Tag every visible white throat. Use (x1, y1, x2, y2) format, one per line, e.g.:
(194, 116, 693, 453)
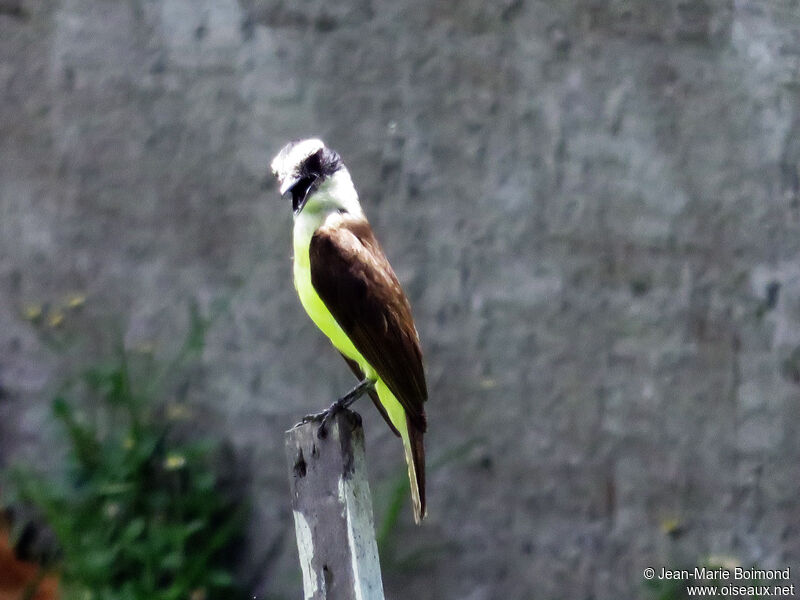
(292, 168, 364, 248)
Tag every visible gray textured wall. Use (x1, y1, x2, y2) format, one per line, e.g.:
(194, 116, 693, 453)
(2, 0, 800, 598)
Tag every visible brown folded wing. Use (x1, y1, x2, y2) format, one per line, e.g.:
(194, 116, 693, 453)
(309, 217, 427, 432)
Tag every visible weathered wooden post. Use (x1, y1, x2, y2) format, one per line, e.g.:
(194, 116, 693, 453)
(285, 409, 385, 600)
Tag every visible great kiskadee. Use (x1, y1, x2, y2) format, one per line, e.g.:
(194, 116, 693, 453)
(271, 138, 428, 523)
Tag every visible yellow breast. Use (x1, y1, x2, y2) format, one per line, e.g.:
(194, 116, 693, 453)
(292, 217, 369, 372)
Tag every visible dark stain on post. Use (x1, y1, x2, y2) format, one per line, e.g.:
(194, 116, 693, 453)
(323, 564, 333, 590)
(339, 412, 360, 478)
(294, 448, 307, 478)
(765, 280, 780, 310)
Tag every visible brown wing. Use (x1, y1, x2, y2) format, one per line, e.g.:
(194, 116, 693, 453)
(310, 217, 427, 432)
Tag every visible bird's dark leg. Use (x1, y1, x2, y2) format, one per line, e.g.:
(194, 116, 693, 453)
(296, 379, 376, 437)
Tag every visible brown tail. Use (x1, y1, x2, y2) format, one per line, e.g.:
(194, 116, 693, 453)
(404, 416, 426, 524)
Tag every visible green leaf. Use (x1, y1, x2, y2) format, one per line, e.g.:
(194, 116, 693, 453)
(121, 518, 145, 543)
(161, 551, 183, 571)
(208, 570, 235, 587)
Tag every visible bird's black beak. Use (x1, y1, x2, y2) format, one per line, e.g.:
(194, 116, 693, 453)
(281, 174, 318, 215)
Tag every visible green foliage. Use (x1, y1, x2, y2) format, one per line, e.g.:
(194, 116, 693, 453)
(8, 304, 247, 600)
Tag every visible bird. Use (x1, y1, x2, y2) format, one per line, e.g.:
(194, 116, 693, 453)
(270, 138, 428, 523)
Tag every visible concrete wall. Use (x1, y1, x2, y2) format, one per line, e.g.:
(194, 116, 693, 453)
(2, 0, 799, 597)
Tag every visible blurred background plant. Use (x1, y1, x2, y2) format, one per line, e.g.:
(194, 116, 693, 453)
(2, 300, 248, 600)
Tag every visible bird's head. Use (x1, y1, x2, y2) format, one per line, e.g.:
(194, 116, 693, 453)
(270, 138, 353, 216)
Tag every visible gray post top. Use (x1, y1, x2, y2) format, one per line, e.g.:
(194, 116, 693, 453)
(286, 411, 385, 600)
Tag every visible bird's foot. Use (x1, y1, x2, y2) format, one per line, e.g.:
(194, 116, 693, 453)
(295, 408, 329, 427)
(294, 379, 375, 438)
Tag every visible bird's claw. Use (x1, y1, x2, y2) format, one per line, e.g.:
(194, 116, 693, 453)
(293, 379, 375, 437)
(295, 410, 327, 427)
(294, 400, 344, 438)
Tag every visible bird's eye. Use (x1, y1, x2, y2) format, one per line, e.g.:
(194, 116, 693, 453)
(291, 176, 317, 212)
